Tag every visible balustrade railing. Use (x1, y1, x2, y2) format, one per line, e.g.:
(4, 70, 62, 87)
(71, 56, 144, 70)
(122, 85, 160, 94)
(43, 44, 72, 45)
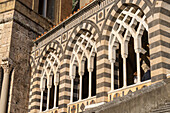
(68, 96, 96, 113)
(108, 80, 151, 102)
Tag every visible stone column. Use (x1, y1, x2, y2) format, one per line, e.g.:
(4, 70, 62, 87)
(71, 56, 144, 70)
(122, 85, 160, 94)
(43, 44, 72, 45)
(54, 72, 59, 108)
(79, 61, 85, 100)
(46, 75, 52, 110)
(0, 64, 12, 113)
(70, 64, 76, 103)
(110, 60, 115, 91)
(70, 77, 74, 103)
(134, 37, 142, 83)
(79, 75, 83, 100)
(46, 87, 51, 110)
(136, 52, 141, 83)
(121, 42, 128, 87)
(109, 45, 116, 91)
(122, 57, 127, 87)
(88, 71, 92, 98)
(88, 57, 94, 98)
(43, 0, 47, 17)
(40, 90, 44, 112)
(53, 83, 58, 108)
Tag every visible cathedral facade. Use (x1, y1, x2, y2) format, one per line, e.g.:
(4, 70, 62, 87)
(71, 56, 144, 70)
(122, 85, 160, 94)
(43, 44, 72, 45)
(0, 0, 169, 113)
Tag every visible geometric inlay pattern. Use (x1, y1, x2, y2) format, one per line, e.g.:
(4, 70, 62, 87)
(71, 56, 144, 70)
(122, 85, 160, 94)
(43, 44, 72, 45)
(80, 103, 85, 111)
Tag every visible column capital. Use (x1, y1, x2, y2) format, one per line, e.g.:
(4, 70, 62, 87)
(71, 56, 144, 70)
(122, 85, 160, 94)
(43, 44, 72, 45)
(54, 82, 59, 86)
(122, 54, 128, 59)
(70, 75, 75, 80)
(135, 48, 142, 53)
(88, 68, 93, 73)
(0, 58, 13, 113)
(79, 74, 84, 77)
(109, 59, 115, 63)
(1, 58, 13, 74)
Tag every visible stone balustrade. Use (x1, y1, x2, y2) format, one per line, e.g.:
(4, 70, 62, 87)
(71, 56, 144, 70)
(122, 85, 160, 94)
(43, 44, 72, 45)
(68, 96, 96, 113)
(108, 80, 151, 102)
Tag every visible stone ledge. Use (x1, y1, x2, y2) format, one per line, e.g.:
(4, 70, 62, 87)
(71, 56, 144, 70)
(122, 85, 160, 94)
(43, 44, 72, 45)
(84, 78, 170, 113)
(0, 0, 15, 13)
(14, 0, 54, 30)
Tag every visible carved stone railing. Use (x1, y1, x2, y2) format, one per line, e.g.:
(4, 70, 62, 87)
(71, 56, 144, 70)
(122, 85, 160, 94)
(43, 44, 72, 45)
(67, 96, 96, 113)
(108, 80, 151, 102)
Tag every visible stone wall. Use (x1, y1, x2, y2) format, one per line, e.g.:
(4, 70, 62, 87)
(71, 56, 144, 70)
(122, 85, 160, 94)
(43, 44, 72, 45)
(9, 12, 42, 112)
(0, 0, 54, 112)
(8, 9, 53, 112)
(0, 10, 14, 65)
(85, 78, 170, 113)
(17, 0, 33, 9)
(0, 0, 53, 65)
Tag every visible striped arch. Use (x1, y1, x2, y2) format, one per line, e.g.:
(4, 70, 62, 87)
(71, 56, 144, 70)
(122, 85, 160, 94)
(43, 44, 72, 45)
(65, 20, 101, 56)
(108, 5, 149, 90)
(109, 6, 148, 58)
(102, 0, 153, 37)
(102, 0, 170, 83)
(70, 31, 97, 72)
(37, 40, 63, 73)
(59, 20, 101, 112)
(69, 26, 98, 105)
(29, 40, 63, 113)
(96, 0, 154, 103)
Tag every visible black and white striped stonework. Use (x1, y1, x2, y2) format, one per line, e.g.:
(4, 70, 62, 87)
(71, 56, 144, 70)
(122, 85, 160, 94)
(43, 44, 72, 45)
(28, 0, 170, 112)
(29, 41, 63, 112)
(60, 21, 101, 112)
(102, 0, 170, 83)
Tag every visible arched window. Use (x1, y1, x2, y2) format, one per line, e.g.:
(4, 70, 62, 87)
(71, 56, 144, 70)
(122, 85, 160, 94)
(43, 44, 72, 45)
(40, 50, 60, 112)
(69, 30, 97, 103)
(108, 6, 150, 91)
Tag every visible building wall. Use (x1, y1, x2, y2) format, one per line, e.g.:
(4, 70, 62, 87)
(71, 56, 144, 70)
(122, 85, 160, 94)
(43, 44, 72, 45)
(9, 12, 44, 113)
(17, 0, 33, 9)
(32, 0, 72, 24)
(60, 0, 72, 21)
(0, 0, 169, 113)
(80, 0, 91, 8)
(0, 0, 72, 112)
(0, 0, 54, 112)
(0, 0, 15, 65)
(29, 0, 170, 113)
